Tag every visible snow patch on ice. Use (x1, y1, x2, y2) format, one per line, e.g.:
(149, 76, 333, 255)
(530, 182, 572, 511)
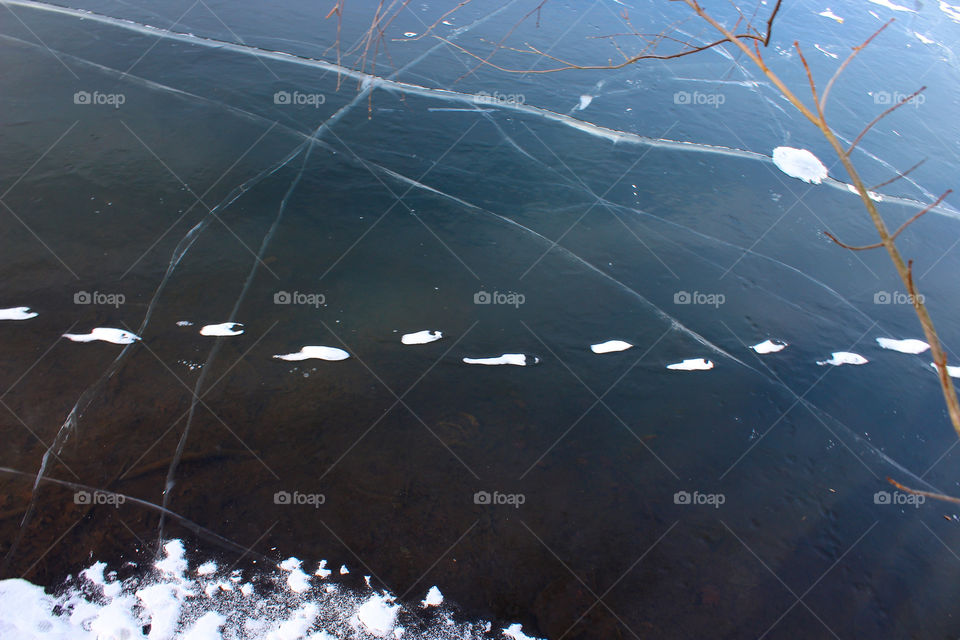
(402, 330, 443, 345)
(177, 320, 194, 327)
(355, 594, 399, 637)
(199, 322, 244, 336)
(0, 306, 38, 320)
(868, 0, 916, 11)
(876, 337, 929, 354)
(63, 328, 141, 344)
(931, 363, 960, 378)
(751, 339, 788, 354)
(274, 346, 350, 361)
(941, 0, 960, 21)
(817, 352, 868, 366)
(421, 586, 443, 608)
(818, 8, 844, 22)
(503, 623, 544, 639)
(576, 95, 593, 110)
(666, 358, 714, 371)
(590, 340, 633, 354)
(914, 31, 935, 43)
(772, 147, 828, 184)
(462, 354, 539, 366)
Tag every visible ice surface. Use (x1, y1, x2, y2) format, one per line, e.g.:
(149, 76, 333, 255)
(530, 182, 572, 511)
(590, 340, 633, 354)
(0, 306, 38, 320)
(421, 586, 443, 608)
(63, 328, 141, 344)
(876, 337, 930, 354)
(666, 358, 714, 370)
(462, 354, 540, 366)
(401, 330, 443, 345)
(274, 346, 350, 361)
(751, 339, 788, 354)
(199, 322, 244, 336)
(817, 352, 869, 366)
(772, 147, 829, 184)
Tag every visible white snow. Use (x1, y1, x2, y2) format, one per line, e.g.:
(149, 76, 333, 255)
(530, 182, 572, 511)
(197, 561, 218, 576)
(817, 352, 868, 366)
(315, 560, 332, 579)
(177, 320, 194, 326)
(156, 539, 188, 577)
(421, 586, 444, 608)
(63, 328, 141, 344)
(0, 306, 38, 320)
(876, 337, 929, 354)
(914, 31, 935, 44)
(751, 339, 788, 354)
(199, 322, 244, 336)
(274, 346, 350, 361)
(868, 0, 916, 11)
(941, 0, 960, 21)
(278, 558, 311, 594)
(356, 594, 399, 636)
(818, 8, 844, 22)
(503, 623, 543, 640)
(339, 565, 350, 575)
(666, 358, 714, 371)
(401, 330, 443, 345)
(772, 147, 828, 184)
(462, 354, 539, 366)
(931, 362, 960, 378)
(577, 95, 593, 110)
(590, 340, 633, 354)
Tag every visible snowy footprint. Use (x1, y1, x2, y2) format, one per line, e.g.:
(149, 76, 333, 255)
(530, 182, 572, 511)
(200, 322, 244, 336)
(274, 346, 350, 362)
(401, 330, 443, 345)
(0, 307, 38, 320)
(591, 340, 633, 354)
(463, 354, 540, 366)
(817, 352, 868, 366)
(63, 328, 141, 344)
(666, 358, 714, 371)
(751, 339, 788, 354)
(876, 338, 929, 354)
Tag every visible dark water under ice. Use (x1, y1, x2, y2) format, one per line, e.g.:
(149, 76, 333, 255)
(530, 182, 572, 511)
(2, 0, 960, 637)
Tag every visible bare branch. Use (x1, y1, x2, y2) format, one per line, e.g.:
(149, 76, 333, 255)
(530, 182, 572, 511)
(847, 86, 926, 156)
(870, 158, 926, 191)
(820, 19, 894, 113)
(888, 477, 960, 505)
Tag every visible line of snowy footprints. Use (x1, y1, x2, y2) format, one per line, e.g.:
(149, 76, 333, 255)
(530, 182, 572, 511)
(1, 306, 952, 375)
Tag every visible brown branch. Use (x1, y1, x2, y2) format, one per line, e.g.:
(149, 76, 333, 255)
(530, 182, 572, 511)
(822, 190, 951, 250)
(870, 158, 926, 191)
(888, 477, 960, 505)
(819, 19, 894, 113)
(794, 41, 821, 120)
(846, 86, 926, 155)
